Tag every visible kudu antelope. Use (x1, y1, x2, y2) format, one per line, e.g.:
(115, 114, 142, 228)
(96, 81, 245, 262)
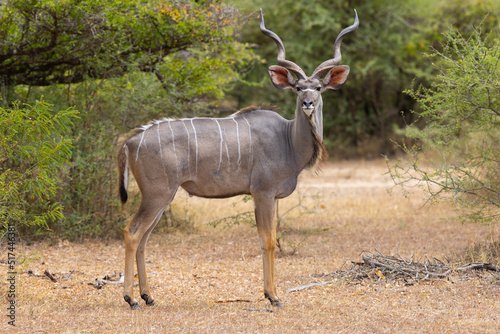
(117, 9, 359, 309)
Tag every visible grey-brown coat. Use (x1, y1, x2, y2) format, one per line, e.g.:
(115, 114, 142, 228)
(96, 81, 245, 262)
(118, 9, 359, 309)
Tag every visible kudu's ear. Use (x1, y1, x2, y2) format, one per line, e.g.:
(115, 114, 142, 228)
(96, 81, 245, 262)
(323, 65, 350, 90)
(268, 65, 296, 90)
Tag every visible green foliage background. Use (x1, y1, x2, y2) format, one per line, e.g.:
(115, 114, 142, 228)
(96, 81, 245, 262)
(0, 0, 499, 239)
(389, 25, 500, 224)
(0, 101, 77, 233)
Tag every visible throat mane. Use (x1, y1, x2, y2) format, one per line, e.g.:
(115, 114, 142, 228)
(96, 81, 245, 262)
(305, 131, 328, 169)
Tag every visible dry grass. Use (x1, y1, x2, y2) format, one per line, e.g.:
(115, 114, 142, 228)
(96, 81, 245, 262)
(2, 159, 500, 333)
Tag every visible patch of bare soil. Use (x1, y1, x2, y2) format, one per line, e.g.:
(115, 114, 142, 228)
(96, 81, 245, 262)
(2, 159, 500, 333)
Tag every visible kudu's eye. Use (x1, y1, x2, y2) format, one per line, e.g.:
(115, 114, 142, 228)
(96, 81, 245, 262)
(316, 87, 321, 91)
(296, 87, 301, 92)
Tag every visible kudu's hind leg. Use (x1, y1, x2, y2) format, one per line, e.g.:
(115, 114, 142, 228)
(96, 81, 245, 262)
(123, 198, 171, 310)
(136, 208, 165, 306)
(136, 190, 177, 306)
(253, 193, 282, 307)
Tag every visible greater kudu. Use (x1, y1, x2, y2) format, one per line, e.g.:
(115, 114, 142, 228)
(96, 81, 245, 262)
(118, 9, 359, 309)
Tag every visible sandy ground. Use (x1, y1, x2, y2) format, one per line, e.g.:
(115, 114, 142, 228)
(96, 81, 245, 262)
(1, 159, 500, 333)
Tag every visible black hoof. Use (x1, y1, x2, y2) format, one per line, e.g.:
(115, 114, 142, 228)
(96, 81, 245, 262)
(141, 293, 155, 306)
(130, 303, 142, 310)
(272, 300, 283, 308)
(265, 293, 283, 307)
(124, 295, 142, 310)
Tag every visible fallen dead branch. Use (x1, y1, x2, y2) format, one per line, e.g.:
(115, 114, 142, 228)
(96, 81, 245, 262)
(26, 269, 123, 289)
(287, 248, 500, 293)
(457, 263, 500, 272)
(27, 269, 80, 282)
(321, 249, 457, 286)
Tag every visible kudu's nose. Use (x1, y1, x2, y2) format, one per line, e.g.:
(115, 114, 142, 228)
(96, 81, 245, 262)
(302, 100, 313, 109)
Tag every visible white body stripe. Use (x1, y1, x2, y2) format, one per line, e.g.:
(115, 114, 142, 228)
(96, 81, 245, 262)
(243, 116, 253, 166)
(157, 123, 169, 179)
(138, 115, 254, 173)
(232, 118, 241, 168)
(123, 145, 129, 190)
(224, 141, 230, 166)
(214, 119, 223, 172)
(168, 121, 179, 174)
(136, 130, 145, 162)
(181, 120, 191, 175)
(190, 119, 198, 175)
(157, 123, 163, 158)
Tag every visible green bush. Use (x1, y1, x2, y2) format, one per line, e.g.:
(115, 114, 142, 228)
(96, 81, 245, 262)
(389, 23, 500, 224)
(0, 100, 78, 236)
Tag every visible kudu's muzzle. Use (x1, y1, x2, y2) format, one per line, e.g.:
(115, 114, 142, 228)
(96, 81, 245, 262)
(302, 100, 314, 116)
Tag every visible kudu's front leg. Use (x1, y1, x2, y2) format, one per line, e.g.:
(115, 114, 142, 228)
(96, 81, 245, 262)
(253, 194, 282, 307)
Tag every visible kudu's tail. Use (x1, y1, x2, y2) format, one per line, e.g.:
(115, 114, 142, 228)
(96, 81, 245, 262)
(117, 144, 129, 204)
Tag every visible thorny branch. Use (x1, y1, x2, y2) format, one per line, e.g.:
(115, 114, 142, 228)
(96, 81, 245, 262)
(386, 154, 500, 223)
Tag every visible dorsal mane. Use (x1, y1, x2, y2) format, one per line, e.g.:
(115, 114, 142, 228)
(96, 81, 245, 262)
(139, 118, 175, 132)
(234, 103, 280, 115)
(132, 104, 282, 139)
(125, 118, 175, 140)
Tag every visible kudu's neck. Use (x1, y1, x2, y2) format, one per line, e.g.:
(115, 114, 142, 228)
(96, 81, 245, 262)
(290, 96, 324, 171)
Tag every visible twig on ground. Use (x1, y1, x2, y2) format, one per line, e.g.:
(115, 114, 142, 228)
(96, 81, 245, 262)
(215, 299, 252, 303)
(243, 308, 274, 313)
(92, 273, 124, 289)
(44, 270, 58, 282)
(286, 281, 333, 293)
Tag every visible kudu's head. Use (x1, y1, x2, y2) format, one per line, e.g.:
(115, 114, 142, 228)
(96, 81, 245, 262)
(260, 9, 358, 121)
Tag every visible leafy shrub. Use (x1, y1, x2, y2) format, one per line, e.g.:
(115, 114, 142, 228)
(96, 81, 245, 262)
(0, 100, 77, 236)
(389, 23, 500, 224)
